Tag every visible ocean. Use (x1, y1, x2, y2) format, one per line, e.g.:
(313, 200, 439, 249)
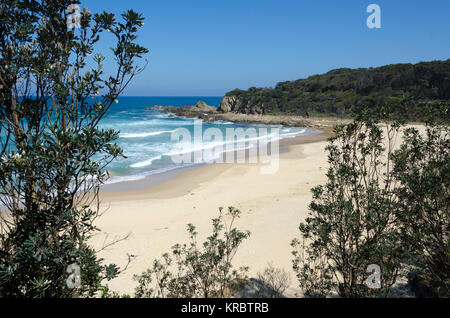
(1, 96, 320, 185)
(98, 97, 321, 184)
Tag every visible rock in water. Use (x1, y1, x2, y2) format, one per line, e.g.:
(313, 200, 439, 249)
(194, 101, 216, 112)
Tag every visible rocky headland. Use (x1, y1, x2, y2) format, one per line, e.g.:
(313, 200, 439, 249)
(146, 100, 348, 129)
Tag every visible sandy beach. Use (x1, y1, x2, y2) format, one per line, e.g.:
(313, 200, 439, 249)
(92, 122, 427, 297)
(2, 0, 448, 304)
(92, 127, 333, 297)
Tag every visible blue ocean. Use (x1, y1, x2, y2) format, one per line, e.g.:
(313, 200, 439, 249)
(94, 97, 316, 184)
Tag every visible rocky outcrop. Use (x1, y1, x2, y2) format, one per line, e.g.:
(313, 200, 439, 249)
(218, 96, 238, 113)
(146, 100, 217, 121)
(194, 101, 217, 113)
(218, 95, 264, 115)
(145, 100, 348, 129)
(147, 105, 336, 128)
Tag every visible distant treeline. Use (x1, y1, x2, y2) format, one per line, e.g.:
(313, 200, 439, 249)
(223, 59, 450, 120)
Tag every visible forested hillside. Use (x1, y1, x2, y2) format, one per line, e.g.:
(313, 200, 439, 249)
(220, 59, 450, 120)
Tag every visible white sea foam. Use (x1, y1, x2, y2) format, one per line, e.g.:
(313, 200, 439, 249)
(213, 120, 235, 125)
(106, 174, 147, 184)
(143, 128, 307, 161)
(105, 163, 199, 185)
(279, 128, 307, 138)
(130, 155, 163, 168)
(115, 118, 188, 127)
(150, 113, 172, 118)
(164, 131, 282, 162)
(120, 130, 176, 139)
(107, 117, 317, 183)
(125, 132, 278, 170)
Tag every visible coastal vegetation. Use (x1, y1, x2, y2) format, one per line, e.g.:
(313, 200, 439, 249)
(0, 0, 147, 297)
(134, 207, 251, 298)
(292, 109, 449, 297)
(0, 1, 448, 300)
(220, 59, 450, 122)
(391, 123, 449, 297)
(133, 208, 291, 299)
(292, 110, 406, 298)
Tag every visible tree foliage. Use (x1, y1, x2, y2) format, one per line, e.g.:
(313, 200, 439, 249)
(293, 108, 449, 298)
(392, 124, 449, 296)
(0, 0, 147, 297)
(292, 112, 406, 297)
(223, 60, 450, 121)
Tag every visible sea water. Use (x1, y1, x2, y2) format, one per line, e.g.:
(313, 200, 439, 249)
(1, 97, 320, 185)
(99, 97, 321, 184)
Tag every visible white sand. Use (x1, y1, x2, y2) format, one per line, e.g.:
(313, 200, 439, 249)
(92, 124, 427, 297)
(93, 131, 331, 297)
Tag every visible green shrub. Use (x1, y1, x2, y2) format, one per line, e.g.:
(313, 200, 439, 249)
(292, 114, 406, 297)
(392, 124, 450, 296)
(134, 207, 251, 298)
(0, 1, 147, 297)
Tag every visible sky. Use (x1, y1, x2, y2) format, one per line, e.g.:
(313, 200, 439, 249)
(82, 0, 450, 96)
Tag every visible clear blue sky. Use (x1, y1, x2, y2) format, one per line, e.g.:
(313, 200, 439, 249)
(84, 0, 450, 96)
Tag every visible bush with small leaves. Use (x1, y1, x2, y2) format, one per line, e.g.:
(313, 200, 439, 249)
(0, 1, 147, 297)
(392, 123, 449, 297)
(292, 111, 407, 298)
(134, 207, 251, 298)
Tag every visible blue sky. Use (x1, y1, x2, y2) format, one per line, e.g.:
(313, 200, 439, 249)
(84, 0, 450, 96)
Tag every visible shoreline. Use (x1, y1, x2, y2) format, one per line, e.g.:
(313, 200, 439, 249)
(93, 123, 427, 296)
(94, 127, 334, 296)
(100, 109, 341, 195)
(148, 104, 352, 129)
(99, 127, 333, 197)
